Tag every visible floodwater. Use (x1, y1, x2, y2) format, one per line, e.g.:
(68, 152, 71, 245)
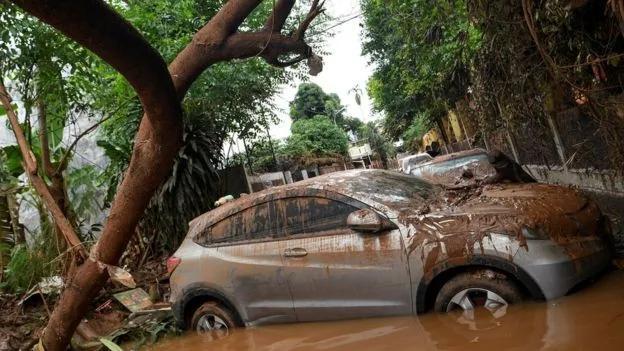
(148, 270, 624, 351)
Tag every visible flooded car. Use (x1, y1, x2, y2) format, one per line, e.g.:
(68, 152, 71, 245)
(409, 148, 535, 187)
(399, 153, 433, 174)
(167, 170, 612, 338)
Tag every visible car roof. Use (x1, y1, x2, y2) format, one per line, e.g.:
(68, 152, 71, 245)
(426, 148, 488, 165)
(188, 169, 439, 231)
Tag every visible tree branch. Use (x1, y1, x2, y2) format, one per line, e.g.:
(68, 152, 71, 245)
(0, 78, 86, 258)
(0, 79, 37, 174)
(294, 0, 324, 40)
(56, 99, 132, 174)
(192, 0, 264, 46)
(169, 0, 324, 96)
(264, 0, 295, 32)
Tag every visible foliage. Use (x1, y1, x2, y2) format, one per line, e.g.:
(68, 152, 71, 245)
(283, 116, 349, 161)
(67, 165, 105, 240)
(401, 115, 431, 153)
(289, 82, 363, 137)
(74, 0, 327, 250)
(139, 109, 223, 255)
(361, 0, 481, 140)
(468, 0, 624, 169)
(357, 121, 394, 166)
(1, 243, 56, 293)
(97, 0, 298, 206)
(290, 83, 330, 121)
(289, 83, 344, 123)
(1, 0, 107, 246)
(230, 137, 283, 174)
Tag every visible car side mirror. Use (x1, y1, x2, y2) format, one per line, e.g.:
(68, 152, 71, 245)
(347, 209, 396, 233)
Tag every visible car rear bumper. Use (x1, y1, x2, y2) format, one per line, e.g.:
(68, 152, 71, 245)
(520, 238, 612, 300)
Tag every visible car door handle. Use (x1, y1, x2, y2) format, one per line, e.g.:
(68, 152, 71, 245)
(284, 248, 308, 258)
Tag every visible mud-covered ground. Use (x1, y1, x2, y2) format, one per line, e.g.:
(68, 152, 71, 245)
(146, 269, 624, 351)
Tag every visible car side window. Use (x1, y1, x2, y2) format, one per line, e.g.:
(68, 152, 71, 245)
(273, 197, 358, 237)
(196, 202, 277, 245)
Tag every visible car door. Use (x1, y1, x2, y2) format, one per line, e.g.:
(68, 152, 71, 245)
(205, 201, 296, 325)
(275, 194, 412, 322)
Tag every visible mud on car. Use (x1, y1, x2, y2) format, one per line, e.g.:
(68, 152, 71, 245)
(167, 170, 612, 337)
(408, 148, 536, 187)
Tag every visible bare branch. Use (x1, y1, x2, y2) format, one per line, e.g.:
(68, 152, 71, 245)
(264, 0, 295, 32)
(220, 31, 312, 64)
(0, 78, 86, 258)
(56, 114, 114, 174)
(57, 99, 133, 174)
(294, 0, 325, 40)
(0, 78, 37, 174)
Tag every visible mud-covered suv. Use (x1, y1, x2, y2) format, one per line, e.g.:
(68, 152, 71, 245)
(168, 170, 612, 338)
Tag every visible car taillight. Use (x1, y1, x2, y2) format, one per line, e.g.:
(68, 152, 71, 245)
(166, 256, 181, 274)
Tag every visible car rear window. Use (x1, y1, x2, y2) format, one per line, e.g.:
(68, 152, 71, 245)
(195, 202, 278, 245)
(273, 197, 358, 236)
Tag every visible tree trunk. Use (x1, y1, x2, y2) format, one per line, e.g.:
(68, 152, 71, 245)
(37, 99, 72, 256)
(7, 1, 323, 349)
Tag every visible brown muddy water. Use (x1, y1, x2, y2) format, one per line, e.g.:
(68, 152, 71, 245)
(148, 270, 624, 351)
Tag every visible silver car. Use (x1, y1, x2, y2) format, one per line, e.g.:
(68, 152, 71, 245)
(168, 170, 612, 337)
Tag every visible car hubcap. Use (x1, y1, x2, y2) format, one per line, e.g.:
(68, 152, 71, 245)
(446, 288, 509, 330)
(196, 314, 229, 340)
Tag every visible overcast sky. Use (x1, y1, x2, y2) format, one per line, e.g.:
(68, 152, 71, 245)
(269, 0, 375, 140)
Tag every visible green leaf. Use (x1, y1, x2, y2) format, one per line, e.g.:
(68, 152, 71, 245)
(0, 103, 17, 116)
(99, 338, 123, 351)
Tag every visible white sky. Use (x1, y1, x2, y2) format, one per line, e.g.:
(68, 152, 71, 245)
(268, 0, 375, 140)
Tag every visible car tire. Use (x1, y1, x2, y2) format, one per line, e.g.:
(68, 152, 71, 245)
(190, 301, 237, 339)
(434, 269, 522, 313)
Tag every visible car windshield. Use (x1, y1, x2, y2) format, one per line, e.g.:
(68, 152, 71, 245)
(334, 170, 439, 210)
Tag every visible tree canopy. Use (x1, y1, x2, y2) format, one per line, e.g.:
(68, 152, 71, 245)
(361, 0, 481, 141)
(283, 115, 349, 161)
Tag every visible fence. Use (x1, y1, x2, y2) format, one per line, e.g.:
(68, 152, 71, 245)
(478, 106, 624, 254)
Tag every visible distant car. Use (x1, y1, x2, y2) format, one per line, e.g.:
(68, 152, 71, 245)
(400, 153, 433, 174)
(409, 148, 535, 187)
(168, 170, 612, 339)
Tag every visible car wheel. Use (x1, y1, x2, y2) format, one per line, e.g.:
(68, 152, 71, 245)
(190, 301, 237, 340)
(434, 269, 522, 316)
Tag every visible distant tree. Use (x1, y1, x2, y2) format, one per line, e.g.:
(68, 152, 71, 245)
(343, 116, 364, 139)
(290, 83, 329, 121)
(231, 137, 283, 173)
(289, 82, 365, 139)
(283, 115, 349, 160)
(358, 121, 393, 168)
(324, 92, 346, 124)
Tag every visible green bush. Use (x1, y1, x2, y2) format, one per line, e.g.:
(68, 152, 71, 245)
(1, 244, 54, 293)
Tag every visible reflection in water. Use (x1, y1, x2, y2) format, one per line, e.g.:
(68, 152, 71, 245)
(148, 271, 624, 351)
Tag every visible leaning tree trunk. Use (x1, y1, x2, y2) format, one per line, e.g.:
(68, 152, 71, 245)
(9, 1, 322, 349)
